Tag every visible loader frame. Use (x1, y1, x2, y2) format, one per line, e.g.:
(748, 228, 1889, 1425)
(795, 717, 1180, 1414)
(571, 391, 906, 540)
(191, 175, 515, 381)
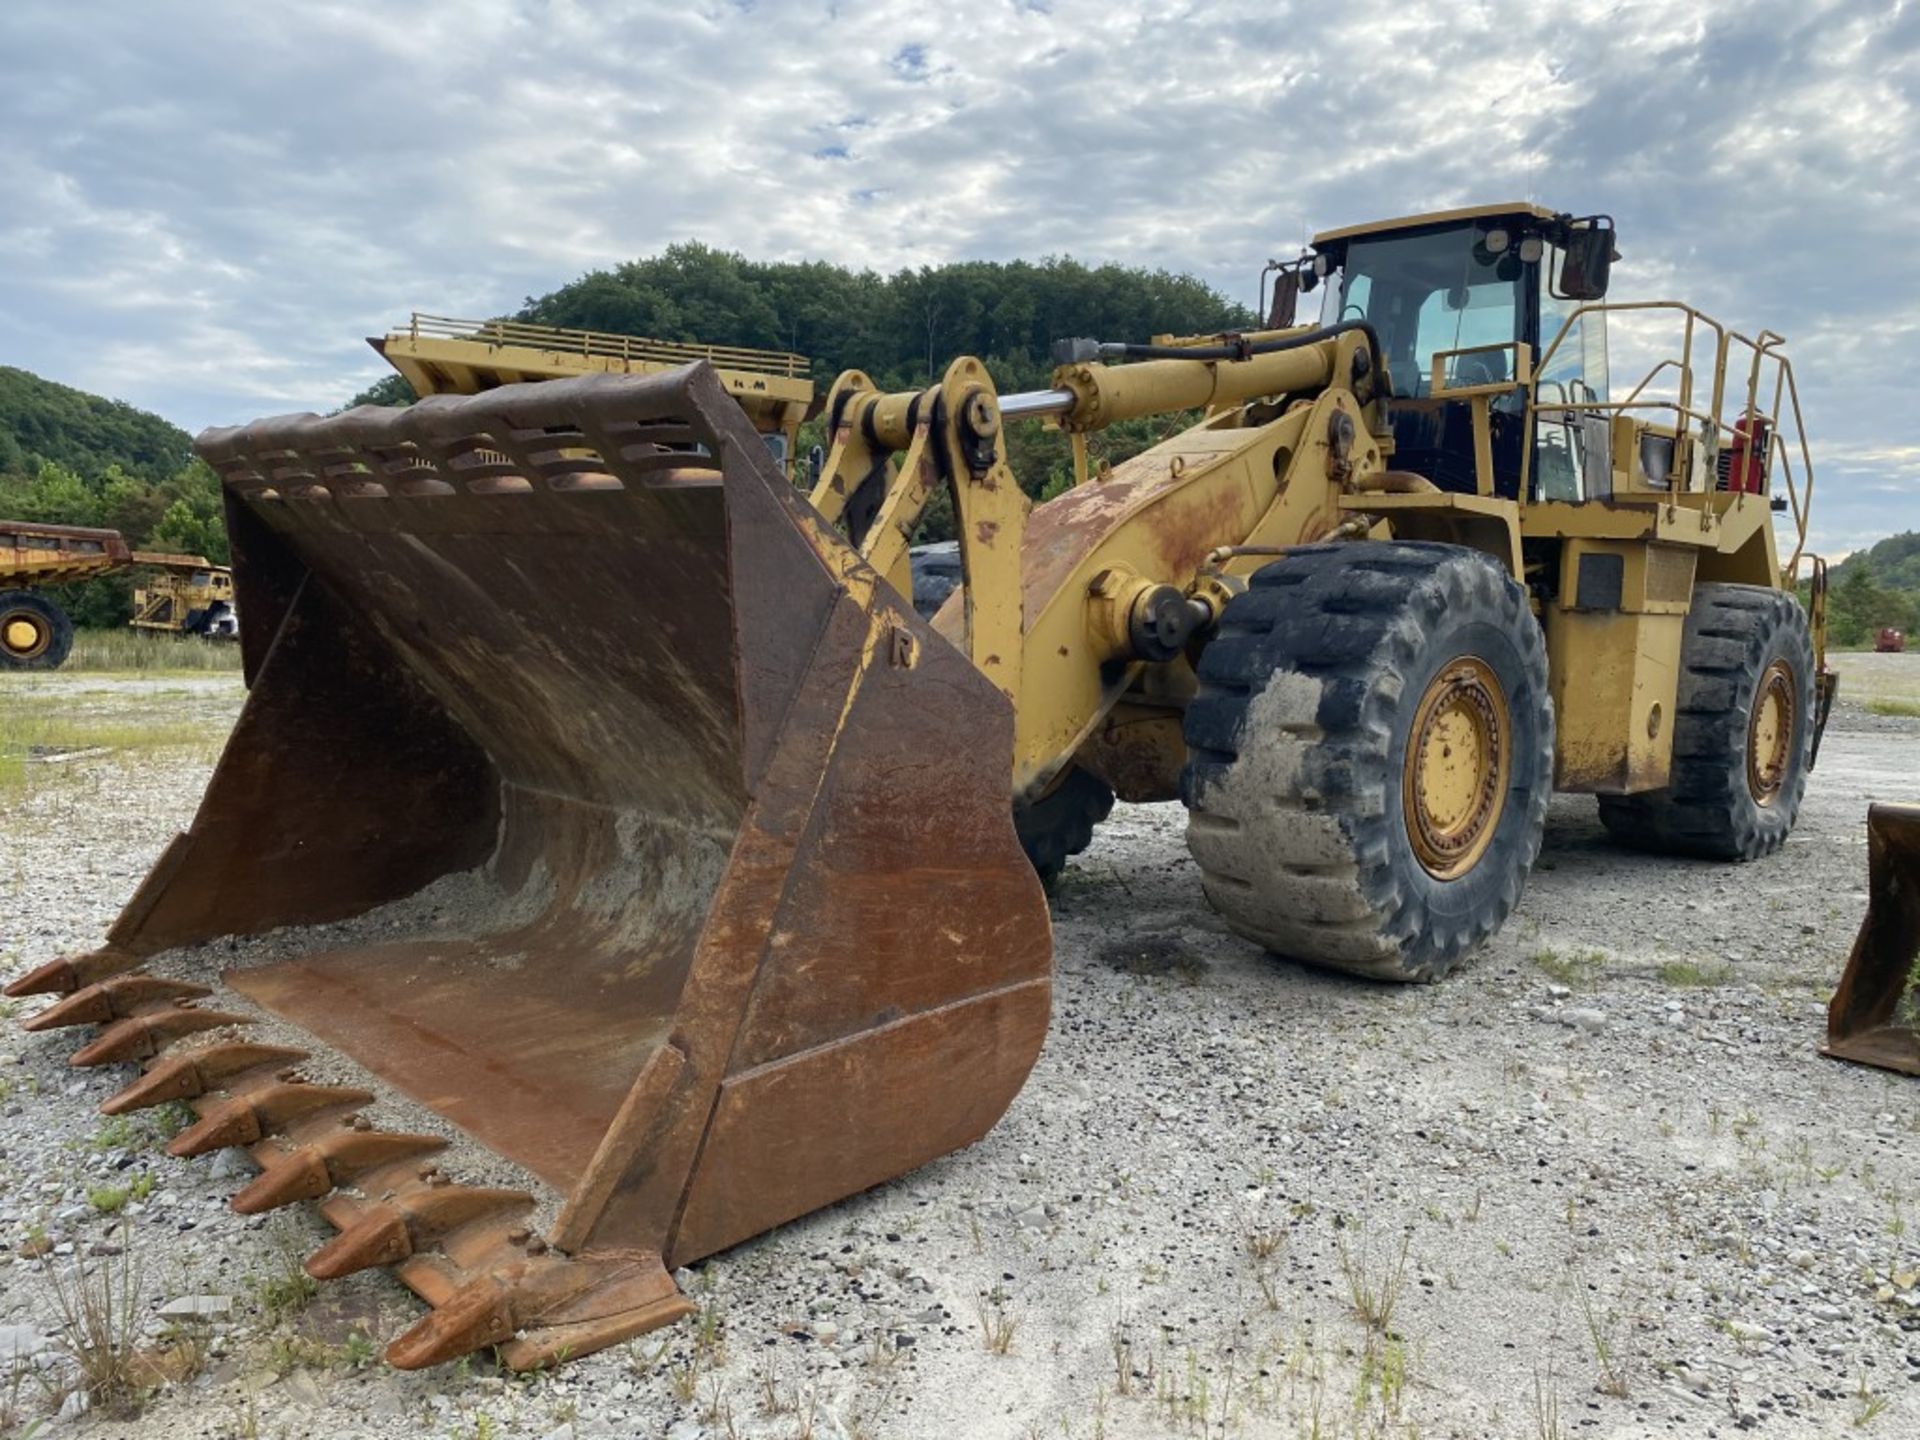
(808, 206, 1828, 809)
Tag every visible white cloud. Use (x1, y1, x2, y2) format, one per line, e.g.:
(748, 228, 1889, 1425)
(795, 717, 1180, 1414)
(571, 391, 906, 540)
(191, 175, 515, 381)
(0, 0, 1915, 547)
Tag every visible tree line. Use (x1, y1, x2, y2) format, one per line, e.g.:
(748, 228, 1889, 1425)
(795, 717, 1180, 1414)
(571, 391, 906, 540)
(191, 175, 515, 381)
(349, 242, 1260, 512)
(21, 241, 1910, 642)
(1820, 531, 1920, 647)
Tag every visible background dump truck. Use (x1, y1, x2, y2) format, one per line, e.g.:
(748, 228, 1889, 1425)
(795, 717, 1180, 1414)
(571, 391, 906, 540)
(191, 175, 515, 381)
(11, 203, 1834, 1370)
(1, 521, 233, 669)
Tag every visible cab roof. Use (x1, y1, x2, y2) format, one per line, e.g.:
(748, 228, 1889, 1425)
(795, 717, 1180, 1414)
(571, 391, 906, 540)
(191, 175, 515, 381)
(1311, 202, 1558, 248)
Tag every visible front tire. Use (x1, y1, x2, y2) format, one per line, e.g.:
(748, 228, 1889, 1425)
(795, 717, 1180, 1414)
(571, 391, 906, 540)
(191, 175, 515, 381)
(0, 591, 74, 671)
(1015, 766, 1114, 886)
(1597, 584, 1812, 860)
(1182, 542, 1554, 982)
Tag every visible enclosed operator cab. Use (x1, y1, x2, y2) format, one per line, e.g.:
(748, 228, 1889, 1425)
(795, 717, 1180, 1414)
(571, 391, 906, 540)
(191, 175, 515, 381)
(1265, 203, 1824, 797)
(1300, 203, 1616, 503)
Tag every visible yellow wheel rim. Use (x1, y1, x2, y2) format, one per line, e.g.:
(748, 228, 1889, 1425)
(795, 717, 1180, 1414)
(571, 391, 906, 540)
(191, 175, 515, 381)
(3, 614, 47, 659)
(1746, 659, 1795, 806)
(1403, 657, 1511, 880)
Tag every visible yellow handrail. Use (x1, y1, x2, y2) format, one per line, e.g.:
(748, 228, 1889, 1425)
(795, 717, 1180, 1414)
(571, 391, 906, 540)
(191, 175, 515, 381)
(1531, 299, 1812, 579)
(398, 313, 810, 379)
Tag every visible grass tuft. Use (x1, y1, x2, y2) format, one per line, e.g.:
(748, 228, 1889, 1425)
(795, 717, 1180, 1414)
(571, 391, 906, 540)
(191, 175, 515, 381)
(1337, 1229, 1411, 1334)
(64, 629, 242, 673)
(975, 1285, 1019, 1355)
(1658, 958, 1734, 988)
(1532, 946, 1607, 988)
(249, 1220, 319, 1322)
(87, 1186, 130, 1216)
(38, 1232, 149, 1418)
(1578, 1280, 1634, 1398)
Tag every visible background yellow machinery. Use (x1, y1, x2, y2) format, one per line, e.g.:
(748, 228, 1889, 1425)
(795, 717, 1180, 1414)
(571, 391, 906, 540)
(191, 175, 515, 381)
(9, 202, 1833, 1371)
(371, 312, 814, 473)
(1, 520, 234, 669)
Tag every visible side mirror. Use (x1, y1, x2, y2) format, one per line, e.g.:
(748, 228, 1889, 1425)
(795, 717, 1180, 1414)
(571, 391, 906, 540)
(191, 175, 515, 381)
(1266, 266, 1301, 329)
(1557, 218, 1616, 301)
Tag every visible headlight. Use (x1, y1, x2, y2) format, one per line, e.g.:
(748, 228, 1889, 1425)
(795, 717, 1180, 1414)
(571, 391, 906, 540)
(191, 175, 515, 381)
(1312, 253, 1330, 278)
(1518, 235, 1544, 264)
(1484, 227, 1510, 255)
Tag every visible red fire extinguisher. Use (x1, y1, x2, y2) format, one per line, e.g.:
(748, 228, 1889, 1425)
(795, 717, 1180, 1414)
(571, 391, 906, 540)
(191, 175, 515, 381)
(1726, 414, 1771, 494)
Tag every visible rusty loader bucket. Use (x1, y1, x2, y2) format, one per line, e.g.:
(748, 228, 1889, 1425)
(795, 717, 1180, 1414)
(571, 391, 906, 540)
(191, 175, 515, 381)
(7, 366, 1051, 1368)
(1825, 805, 1920, 1074)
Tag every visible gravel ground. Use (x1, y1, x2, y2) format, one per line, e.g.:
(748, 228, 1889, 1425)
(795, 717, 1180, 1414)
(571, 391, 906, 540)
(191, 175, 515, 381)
(4, 661, 1920, 1439)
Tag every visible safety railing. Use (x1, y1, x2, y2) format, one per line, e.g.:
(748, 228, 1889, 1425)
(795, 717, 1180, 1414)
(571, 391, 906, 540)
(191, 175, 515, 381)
(1532, 301, 1815, 579)
(397, 313, 810, 380)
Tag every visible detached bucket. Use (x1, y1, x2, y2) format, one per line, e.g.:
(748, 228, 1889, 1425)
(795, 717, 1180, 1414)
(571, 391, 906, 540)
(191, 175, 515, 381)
(8, 365, 1050, 1367)
(1825, 805, 1920, 1074)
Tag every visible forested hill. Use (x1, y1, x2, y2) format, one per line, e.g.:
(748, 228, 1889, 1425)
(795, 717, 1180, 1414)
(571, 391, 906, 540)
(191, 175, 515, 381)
(522, 244, 1258, 392)
(0, 366, 195, 485)
(1824, 531, 1920, 646)
(346, 242, 1261, 507)
(0, 366, 229, 624)
(353, 242, 1259, 407)
(1832, 531, 1920, 592)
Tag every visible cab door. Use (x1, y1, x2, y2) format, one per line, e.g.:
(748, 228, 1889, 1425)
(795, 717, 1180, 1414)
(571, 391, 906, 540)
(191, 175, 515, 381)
(1531, 247, 1612, 501)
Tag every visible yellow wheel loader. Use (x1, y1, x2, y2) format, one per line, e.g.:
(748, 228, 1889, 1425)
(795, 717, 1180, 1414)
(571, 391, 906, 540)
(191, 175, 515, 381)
(9, 202, 1831, 1369)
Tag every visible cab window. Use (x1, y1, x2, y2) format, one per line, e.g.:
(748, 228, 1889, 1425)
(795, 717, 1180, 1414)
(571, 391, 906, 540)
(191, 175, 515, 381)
(1332, 225, 1523, 397)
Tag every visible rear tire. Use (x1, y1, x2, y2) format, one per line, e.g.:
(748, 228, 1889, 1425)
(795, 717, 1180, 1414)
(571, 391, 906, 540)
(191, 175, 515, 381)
(1596, 584, 1812, 860)
(1015, 766, 1114, 886)
(0, 591, 74, 671)
(1183, 542, 1554, 982)
(908, 542, 962, 619)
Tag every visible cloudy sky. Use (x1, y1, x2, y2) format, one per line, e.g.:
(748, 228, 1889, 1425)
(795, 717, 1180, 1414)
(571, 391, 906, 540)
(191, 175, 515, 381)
(2, 0, 1915, 553)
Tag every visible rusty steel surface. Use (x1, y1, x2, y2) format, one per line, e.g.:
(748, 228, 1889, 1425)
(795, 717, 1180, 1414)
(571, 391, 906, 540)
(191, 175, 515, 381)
(1825, 805, 1920, 1075)
(1, 520, 133, 588)
(7, 364, 1051, 1370)
(1, 521, 130, 548)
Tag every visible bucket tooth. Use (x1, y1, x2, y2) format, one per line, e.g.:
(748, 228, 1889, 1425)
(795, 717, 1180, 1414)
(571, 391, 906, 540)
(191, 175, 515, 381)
(70, 1008, 255, 1067)
(5, 945, 139, 999)
(168, 1082, 374, 1158)
(390, 1252, 689, 1371)
(385, 1274, 518, 1370)
(306, 1186, 534, 1280)
(100, 1043, 309, 1115)
(23, 977, 212, 1032)
(497, 1284, 699, 1372)
(307, 1206, 413, 1280)
(492, 1252, 695, 1371)
(231, 1131, 447, 1215)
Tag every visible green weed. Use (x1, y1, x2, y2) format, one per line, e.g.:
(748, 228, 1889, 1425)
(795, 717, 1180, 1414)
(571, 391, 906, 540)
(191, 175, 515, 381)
(1533, 947, 1607, 987)
(1337, 1229, 1411, 1333)
(87, 1186, 130, 1215)
(1659, 959, 1734, 988)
